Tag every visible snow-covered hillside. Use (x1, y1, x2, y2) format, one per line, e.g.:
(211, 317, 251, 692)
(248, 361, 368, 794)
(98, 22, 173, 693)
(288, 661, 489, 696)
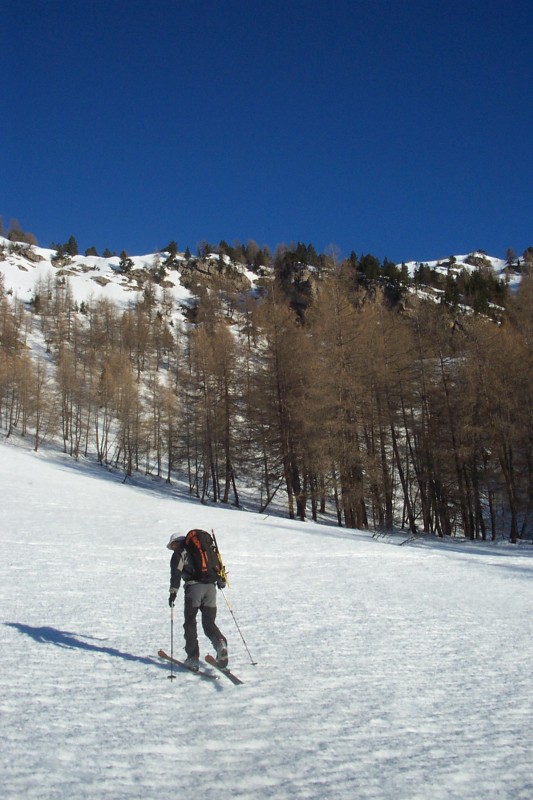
(0, 238, 521, 318)
(0, 237, 264, 330)
(404, 252, 507, 275)
(403, 251, 523, 290)
(1, 438, 532, 799)
(0, 238, 196, 323)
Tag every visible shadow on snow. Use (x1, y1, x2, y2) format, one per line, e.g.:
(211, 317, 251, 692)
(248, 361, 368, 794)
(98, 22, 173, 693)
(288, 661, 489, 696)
(5, 622, 162, 669)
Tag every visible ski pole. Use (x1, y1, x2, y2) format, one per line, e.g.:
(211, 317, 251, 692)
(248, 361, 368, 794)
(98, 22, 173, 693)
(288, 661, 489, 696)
(168, 603, 176, 681)
(221, 588, 257, 666)
(211, 529, 256, 665)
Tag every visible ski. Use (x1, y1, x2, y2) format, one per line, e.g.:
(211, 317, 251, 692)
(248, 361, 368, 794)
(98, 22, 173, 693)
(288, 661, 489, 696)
(158, 649, 219, 681)
(205, 654, 244, 685)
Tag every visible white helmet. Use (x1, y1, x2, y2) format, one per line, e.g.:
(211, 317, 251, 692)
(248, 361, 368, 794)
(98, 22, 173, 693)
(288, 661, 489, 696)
(166, 533, 185, 550)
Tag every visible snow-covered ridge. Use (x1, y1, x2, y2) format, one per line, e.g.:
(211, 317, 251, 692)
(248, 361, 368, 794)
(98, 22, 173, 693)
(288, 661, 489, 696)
(0, 237, 520, 314)
(0, 237, 196, 315)
(404, 251, 507, 275)
(0, 236, 263, 322)
(402, 251, 523, 296)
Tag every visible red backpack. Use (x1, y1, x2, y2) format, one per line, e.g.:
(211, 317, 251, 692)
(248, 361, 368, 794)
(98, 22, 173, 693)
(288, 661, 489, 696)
(184, 529, 223, 584)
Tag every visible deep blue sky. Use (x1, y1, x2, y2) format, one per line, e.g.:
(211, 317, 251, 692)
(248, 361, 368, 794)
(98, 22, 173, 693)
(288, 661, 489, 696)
(3, 0, 532, 263)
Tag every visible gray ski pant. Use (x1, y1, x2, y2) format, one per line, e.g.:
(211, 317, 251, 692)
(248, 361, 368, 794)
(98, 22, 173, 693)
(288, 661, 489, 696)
(183, 582, 225, 659)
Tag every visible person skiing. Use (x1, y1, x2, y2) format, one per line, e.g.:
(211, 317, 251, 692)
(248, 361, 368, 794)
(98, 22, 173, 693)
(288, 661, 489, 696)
(167, 530, 228, 672)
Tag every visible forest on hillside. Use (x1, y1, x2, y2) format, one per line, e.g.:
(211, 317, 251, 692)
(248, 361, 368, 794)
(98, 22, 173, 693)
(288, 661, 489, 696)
(1, 235, 533, 544)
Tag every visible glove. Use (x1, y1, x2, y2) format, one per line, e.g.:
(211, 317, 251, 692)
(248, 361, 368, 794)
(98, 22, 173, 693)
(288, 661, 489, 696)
(168, 590, 177, 607)
(217, 579, 226, 590)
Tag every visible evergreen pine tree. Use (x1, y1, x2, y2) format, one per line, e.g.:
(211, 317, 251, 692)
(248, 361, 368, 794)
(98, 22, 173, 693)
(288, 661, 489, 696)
(65, 236, 78, 257)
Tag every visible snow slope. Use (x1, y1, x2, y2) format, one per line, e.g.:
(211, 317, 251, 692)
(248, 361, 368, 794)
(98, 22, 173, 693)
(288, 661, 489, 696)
(0, 238, 195, 319)
(403, 252, 508, 275)
(402, 251, 524, 291)
(1, 239, 521, 318)
(1, 438, 532, 800)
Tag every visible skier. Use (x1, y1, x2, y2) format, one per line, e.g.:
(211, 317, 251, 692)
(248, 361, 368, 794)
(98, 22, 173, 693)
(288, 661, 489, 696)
(167, 531, 228, 672)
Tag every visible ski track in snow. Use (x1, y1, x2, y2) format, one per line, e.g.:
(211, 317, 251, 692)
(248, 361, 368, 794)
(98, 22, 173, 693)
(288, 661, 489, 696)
(1, 440, 532, 799)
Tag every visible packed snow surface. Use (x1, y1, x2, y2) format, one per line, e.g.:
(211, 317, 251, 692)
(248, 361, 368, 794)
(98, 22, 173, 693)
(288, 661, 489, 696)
(1, 440, 532, 799)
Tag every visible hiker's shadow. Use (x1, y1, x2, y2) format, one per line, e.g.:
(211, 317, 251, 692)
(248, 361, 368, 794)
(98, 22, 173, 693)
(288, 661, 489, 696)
(5, 622, 161, 668)
(5, 622, 223, 689)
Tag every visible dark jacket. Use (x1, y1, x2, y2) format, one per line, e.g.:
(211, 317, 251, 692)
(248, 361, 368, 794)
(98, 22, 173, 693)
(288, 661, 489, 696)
(170, 541, 197, 592)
